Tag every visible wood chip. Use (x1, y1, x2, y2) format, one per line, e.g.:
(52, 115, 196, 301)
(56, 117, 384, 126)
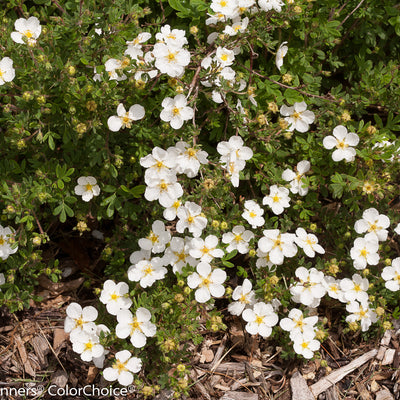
(51, 369, 68, 388)
(382, 349, 396, 365)
(200, 362, 246, 374)
(201, 349, 214, 363)
(370, 380, 380, 393)
(53, 328, 69, 353)
(87, 365, 98, 384)
(310, 349, 378, 396)
(375, 389, 394, 400)
(30, 336, 50, 368)
(377, 331, 392, 360)
(14, 334, 36, 377)
(220, 391, 258, 400)
(325, 386, 338, 400)
(356, 382, 372, 400)
(290, 371, 315, 400)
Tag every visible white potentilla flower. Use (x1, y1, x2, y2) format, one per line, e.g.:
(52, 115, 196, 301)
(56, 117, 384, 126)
(217, 136, 253, 163)
(394, 223, 400, 235)
(160, 95, 194, 130)
(263, 185, 291, 215)
(381, 257, 400, 292)
(206, 12, 227, 25)
(129, 249, 151, 265)
(258, 0, 284, 12)
(0, 57, 15, 85)
(11, 16, 41, 46)
(140, 146, 178, 179)
(163, 199, 182, 221)
(107, 103, 145, 132)
(340, 274, 369, 303)
(215, 47, 235, 68)
(92, 326, 109, 368)
(322, 276, 345, 301)
(144, 173, 183, 208)
(74, 176, 100, 202)
(223, 17, 249, 36)
(176, 202, 207, 238)
(345, 301, 377, 332)
(156, 25, 188, 48)
(125, 32, 152, 60)
(99, 280, 132, 316)
(174, 141, 208, 177)
(280, 101, 315, 133)
(138, 220, 171, 254)
(210, 0, 239, 18)
(292, 331, 320, 359)
(242, 302, 278, 338)
(255, 248, 274, 270)
(350, 236, 379, 270)
(164, 237, 197, 274)
(290, 267, 326, 307)
(153, 42, 190, 78)
(280, 308, 318, 341)
(72, 331, 104, 362)
(212, 90, 224, 104)
(115, 308, 156, 348)
(276, 41, 288, 71)
(258, 229, 297, 265)
(64, 303, 98, 341)
(228, 278, 256, 316)
(189, 235, 224, 263)
(127, 257, 167, 288)
(187, 262, 226, 303)
(0, 225, 18, 260)
(225, 159, 246, 187)
(354, 208, 390, 242)
(222, 225, 254, 254)
(103, 350, 142, 386)
(295, 228, 325, 258)
(282, 160, 310, 196)
(322, 125, 359, 162)
(104, 58, 127, 81)
(242, 200, 265, 228)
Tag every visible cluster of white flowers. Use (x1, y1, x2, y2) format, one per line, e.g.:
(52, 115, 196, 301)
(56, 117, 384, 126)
(217, 136, 253, 187)
(0, 225, 18, 260)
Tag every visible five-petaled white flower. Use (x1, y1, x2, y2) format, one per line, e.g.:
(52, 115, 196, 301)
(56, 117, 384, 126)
(0, 225, 18, 260)
(280, 101, 315, 132)
(381, 257, 400, 292)
(228, 278, 256, 316)
(176, 201, 207, 238)
(11, 16, 41, 46)
(103, 350, 142, 386)
(0, 57, 15, 86)
(160, 95, 194, 130)
(74, 176, 100, 202)
(350, 236, 379, 270)
(242, 302, 278, 338)
(345, 301, 377, 332)
(242, 200, 265, 228)
(263, 185, 291, 215)
(323, 125, 359, 162)
(187, 262, 226, 303)
(108, 103, 145, 132)
(282, 160, 310, 196)
(222, 225, 254, 254)
(295, 228, 325, 258)
(64, 302, 98, 341)
(99, 280, 132, 315)
(354, 208, 390, 242)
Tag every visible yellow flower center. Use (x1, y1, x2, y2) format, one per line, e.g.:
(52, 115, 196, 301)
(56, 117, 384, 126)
(84, 341, 93, 351)
(144, 265, 153, 275)
(24, 30, 33, 38)
(273, 238, 282, 249)
(368, 223, 378, 232)
(0, 236, 4, 246)
(201, 277, 211, 287)
(85, 183, 93, 191)
(330, 285, 339, 293)
(201, 246, 209, 254)
(306, 238, 316, 246)
(187, 148, 196, 157)
(131, 318, 142, 331)
(0, 70, 3, 79)
(122, 114, 132, 128)
(157, 161, 164, 168)
(110, 293, 119, 301)
(220, 53, 228, 62)
(292, 112, 300, 119)
(360, 248, 368, 257)
(354, 284, 361, 292)
(148, 232, 158, 243)
(172, 107, 181, 115)
(220, 0, 227, 6)
(294, 317, 304, 329)
(255, 315, 264, 325)
(249, 211, 256, 218)
(301, 341, 309, 349)
(272, 195, 280, 203)
(337, 140, 348, 149)
(394, 273, 400, 284)
(239, 294, 249, 303)
(187, 216, 194, 224)
(176, 252, 186, 261)
(173, 201, 180, 209)
(168, 51, 176, 61)
(114, 360, 128, 372)
(75, 317, 84, 328)
(234, 234, 242, 242)
(160, 182, 168, 190)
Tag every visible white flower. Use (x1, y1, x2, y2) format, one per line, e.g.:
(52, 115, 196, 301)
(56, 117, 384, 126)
(228, 279, 256, 316)
(323, 125, 359, 162)
(125, 32, 152, 60)
(11, 16, 41, 46)
(0, 225, 18, 260)
(107, 103, 145, 132)
(0, 57, 15, 85)
(153, 43, 190, 78)
(116, 308, 156, 348)
(138, 220, 171, 254)
(354, 208, 390, 242)
(140, 146, 178, 179)
(187, 262, 226, 303)
(217, 136, 253, 164)
(223, 17, 249, 36)
(381, 257, 400, 292)
(295, 228, 325, 258)
(225, 159, 246, 187)
(189, 235, 224, 263)
(345, 301, 377, 331)
(280, 101, 315, 133)
(263, 185, 290, 215)
(160, 95, 194, 130)
(74, 176, 100, 202)
(280, 308, 318, 341)
(215, 47, 235, 68)
(242, 302, 278, 338)
(350, 236, 379, 270)
(176, 202, 207, 238)
(394, 223, 400, 235)
(292, 331, 320, 359)
(174, 141, 208, 177)
(258, 229, 297, 265)
(276, 41, 288, 71)
(127, 257, 167, 288)
(165, 237, 198, 274)
(71, 331, 104, 362)
(99, 280, 132, 315)
(242, 200, 265, 228)
(290, 267, 326, 307)
(222, 225, 254, 254)
(340, 274, 369, 303)
(129, 249, 151, 265)
(282, 160, 310, 196)
(104, 58, 128, 81)
(210, 0, 239, 18)
(144, 172, 183, 208)
(258, 0, 284, 13)
(163, 199, 182, 221)
(155, 25, 188, 48)
(322, 276, 344, 301)
(103, 350, 142, 386)
(255, 248, 274, 270)
(64, 303, 98, 342)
